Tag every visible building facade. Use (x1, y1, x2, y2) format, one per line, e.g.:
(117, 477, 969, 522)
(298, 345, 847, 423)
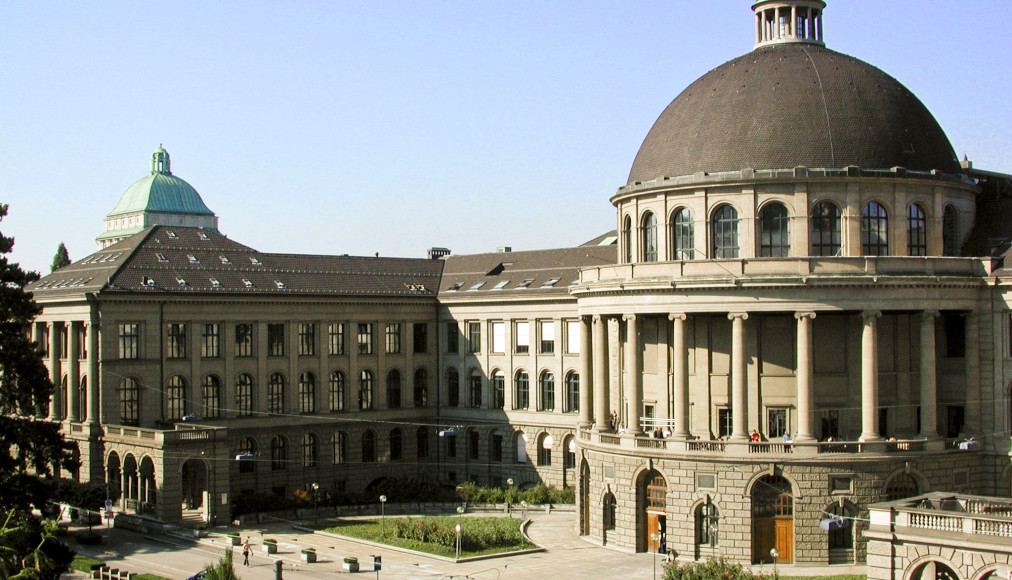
(28, 0, 1012, 568)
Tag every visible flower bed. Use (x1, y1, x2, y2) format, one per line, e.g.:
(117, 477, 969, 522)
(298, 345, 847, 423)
(322, 516, 534, 558)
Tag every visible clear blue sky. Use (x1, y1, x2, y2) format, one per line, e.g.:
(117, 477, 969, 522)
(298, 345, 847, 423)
(2, 1, 1010, 274)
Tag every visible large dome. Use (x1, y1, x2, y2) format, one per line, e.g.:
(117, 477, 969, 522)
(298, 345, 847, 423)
(627, 43, 959, 185)
(107, 172, 213, 217)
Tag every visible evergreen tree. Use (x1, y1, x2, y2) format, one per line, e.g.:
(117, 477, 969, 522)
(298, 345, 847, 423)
(49, 242, 70, 273)
(0, 203, 79, 510)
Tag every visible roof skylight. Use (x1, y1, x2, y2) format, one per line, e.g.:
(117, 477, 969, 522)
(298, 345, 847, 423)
(176, 277, 188, 287)
(492, 280, 510, 290)
(249, 256, 262, 266)
(167, 230, 177, 239)
(275, 280, 286, 289)
(198, 231, 209, 241)
(156, 253, 169, 263)
(210, 278, 221, 288)
(242, 278, 254, 288)
(187, 254, 199, 264)
(542, 278, 559, 287)
(468, 281, 486, 291)
(518, 279, 534, 288)
(447, 282, 463, 291)
(219, 255, 231, 265)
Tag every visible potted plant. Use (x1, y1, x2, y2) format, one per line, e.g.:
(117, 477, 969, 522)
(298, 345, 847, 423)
(342, 556, 359, 572)
(227, 532, 241, 546)
(262, 538, 278, 554)
(301, 548, 316, 563)
(193, 523, 208, 538)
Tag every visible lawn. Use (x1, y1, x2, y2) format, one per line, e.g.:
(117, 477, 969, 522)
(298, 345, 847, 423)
(782, 576, 864, 580)
(321, 516, 535, 558)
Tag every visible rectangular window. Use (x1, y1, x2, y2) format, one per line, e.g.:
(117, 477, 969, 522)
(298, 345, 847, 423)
(515, 321, 529, 353)
(413, 323, 428, 353)
(566, 320, 581, 354)
(446, 434, 457, 458)
(385, 323, 401, 354)
(267, 323, 285, 357)
(235, 323, 254, 357)
(767, 408, 788, 438)
(118, 323, 139, 359)
(358, 323, 374, 355)
(167, 323, 187, 359)
(491, 321, 505, 353)
(820, 410, 840, 440)
(468, 322, 481, 353)
(298, 323, 316, 356)
(329, 322, 345, 355)
(718, 408, 733, 438)
(446, 322, 459, 354)
(539, 320, 555, 354)
(201, 323, 220, 358)
(78, 326, 88, 359)
(469, 431, 480, 459)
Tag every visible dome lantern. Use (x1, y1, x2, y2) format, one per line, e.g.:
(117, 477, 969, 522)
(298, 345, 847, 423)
(151, 145, 171, 175)
(753, 0, 826, 48)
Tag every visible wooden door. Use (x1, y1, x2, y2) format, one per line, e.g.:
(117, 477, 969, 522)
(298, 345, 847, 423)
(752, 517, 775, 563)
(774, 516, 793, 563)
(647, 512, 661, 551)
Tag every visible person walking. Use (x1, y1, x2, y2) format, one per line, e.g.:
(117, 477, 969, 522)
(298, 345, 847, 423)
(242, 539, 251, 566)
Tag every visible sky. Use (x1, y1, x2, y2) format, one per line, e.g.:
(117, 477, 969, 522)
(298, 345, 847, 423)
(2, 0, 1010, 275)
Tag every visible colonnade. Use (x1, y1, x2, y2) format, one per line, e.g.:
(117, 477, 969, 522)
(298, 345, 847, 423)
(38, 319, 100, 426)
(577, 309, 969, 443)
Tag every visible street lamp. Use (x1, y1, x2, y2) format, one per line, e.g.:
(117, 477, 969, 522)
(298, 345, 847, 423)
(770, 548, 780, 576)
(379, 495, 387, 537)
(311, 483, 319, 524)
(520, 501, 528, 521)
(650, 532, 661, 580)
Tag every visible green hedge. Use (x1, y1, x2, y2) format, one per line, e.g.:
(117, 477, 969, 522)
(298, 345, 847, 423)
(455, 482, 574, 505)
(663, 558, 779, 580)
(70, 556, 103, 573)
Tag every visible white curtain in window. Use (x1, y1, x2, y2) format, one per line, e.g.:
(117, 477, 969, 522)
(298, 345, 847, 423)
(541, 321, 555, 342)
(491, 322, 505, 353)
(516, 322, 529, 348)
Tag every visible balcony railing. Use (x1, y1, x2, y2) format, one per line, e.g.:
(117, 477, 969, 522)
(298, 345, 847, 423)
(104, 424, 221, 446)
(872, 493, 1012, 540)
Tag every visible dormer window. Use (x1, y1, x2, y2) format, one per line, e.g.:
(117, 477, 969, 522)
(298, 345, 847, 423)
(176, 277, 188, 287)
(156, 253, 169, 263)
(198, 231, 209, 241)
(167, 230, 177, 239)
(275, 280, 286, 289)
(142, 276, 157, 287)
(249, 257, 262, 266)
(219, 255, 231, 265)
(187, 254, 199, 264)
(210, 278, 221, 288)
(242, 278, 254, 288)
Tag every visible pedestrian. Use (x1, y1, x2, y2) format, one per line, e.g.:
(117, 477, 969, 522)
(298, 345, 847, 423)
(242, 539, 251, 566)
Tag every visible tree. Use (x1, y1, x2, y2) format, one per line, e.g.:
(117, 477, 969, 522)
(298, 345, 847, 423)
(202, 548, 240, 580)
(49, 243, 70, 273)
(0, 204, 79, 508)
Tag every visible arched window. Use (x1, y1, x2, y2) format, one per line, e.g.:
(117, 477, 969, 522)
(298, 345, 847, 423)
(491, 371, 505, 409)
(695, 502, 719, 547)
(446, 368, 459, 407)
(332, 432, 347, 464)
(469, 371, 482, 408)
(563, 434, 576, 469)
(810, 201, 842, 256)
(907, 203, 927, 256)
(416, 427, 429, 458)
(414, 369, 428, 407)
(603, 493, 617, 531)
(885, 473, 919, 501)
(943, 205, 959, 256)
(386, 369, 401, 409)
(362, 430, 376, 462)
(565, 372, 579, 413)
(237, 438, 256, 473)
(267, 373, 285, 415)
(862, 202, 889, 256)
(515, 371, 529, 410)
(622, 215, 633, 263)
(671, 208, 694, 260)
(712, 205, 739, 258)
(758, 202, 790, 257)
(490, 429, 504, 462)
(302, 433, 317, 467)
(167, 376, 187, 420)
(119, 378, 140, 426)
(359, 370, 374, 410)
(328, 371, 345, 412)
(826, 503, 854, 557)
(390, 428, 403, 460)
(537, 433, 553, 465)
(641, 212, 658, 262)
(202, 375, 221, 418)
(270, 436, 287, 470)
(298, 371, 316, 413)
(539, 371, 555, 411)
(235, 374, 254, 416)
(910, 561, 959, 580)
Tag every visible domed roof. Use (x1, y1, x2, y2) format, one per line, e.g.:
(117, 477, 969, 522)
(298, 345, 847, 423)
(106, 147, 214, 217)
(627, 43, 959, 185)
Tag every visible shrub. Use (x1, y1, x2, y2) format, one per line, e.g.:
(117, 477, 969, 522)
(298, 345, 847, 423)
(70, 556, 103, 573)
(662, 558, 780, 580)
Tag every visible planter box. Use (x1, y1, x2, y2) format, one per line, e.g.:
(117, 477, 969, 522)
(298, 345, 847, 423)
(301, 551, 316, 563)
(262, 543, 277, 555)
(228, 535, 240, 546)
(342, 559, 359, 573)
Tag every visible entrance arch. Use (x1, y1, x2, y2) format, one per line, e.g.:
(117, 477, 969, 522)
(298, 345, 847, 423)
(752, 475, 793, 564)
(180, 458, 207, 514)
(636, 469, 667, 553)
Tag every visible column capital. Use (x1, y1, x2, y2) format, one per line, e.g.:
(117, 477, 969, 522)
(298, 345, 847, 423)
(592, 314, 604, 323)
(861, 310, 882, 321)
(794, 311, 817, 321)
(622, 314, 636, 322)
(727, 312, 749, 321)
(668, 313, 687, 322)
(921, 310, 940, 319)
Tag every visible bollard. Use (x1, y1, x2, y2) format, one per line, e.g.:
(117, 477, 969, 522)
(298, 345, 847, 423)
(274, 559, 283, 580)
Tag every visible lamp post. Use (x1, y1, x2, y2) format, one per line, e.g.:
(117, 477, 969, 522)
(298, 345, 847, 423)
(311, 483, 319, 524)
(650, 532, 661, 580)
(506, 478, 515, 516)
(520, 501, 528, 521)
(770, 548, 780, 576)
(379, 495, 387, 537)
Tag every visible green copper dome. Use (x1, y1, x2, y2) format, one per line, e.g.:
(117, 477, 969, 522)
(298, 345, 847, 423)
(106, 147, 215, 217)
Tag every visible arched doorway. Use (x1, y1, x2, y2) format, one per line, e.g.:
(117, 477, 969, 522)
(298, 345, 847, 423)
(106, 452, 121, 506)
(122, 454, 139, 511)
(752, 475, 793, 564)
(910, 560, 958, 580)
(181, 458, 207, 516)
(637, 469, 667, 553)
(579, 459, 590, 535)
(602, 491, 616, 545)
(139, 456, 157, 514)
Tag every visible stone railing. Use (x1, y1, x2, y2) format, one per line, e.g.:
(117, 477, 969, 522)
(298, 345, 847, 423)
(104, 424, 221, 446)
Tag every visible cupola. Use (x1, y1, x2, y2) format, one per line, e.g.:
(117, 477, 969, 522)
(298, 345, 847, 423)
(752, 0, 826, 48)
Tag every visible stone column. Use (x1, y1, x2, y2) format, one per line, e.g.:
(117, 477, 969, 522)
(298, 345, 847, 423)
(729, 313, 749, 441)
(593, 315, 610, 431)
(86, 318, 100, 425)
(795, 312, 816, 442)
(964, 311, 980, 436)
(860, 311, 882, 441)
(918, 311, 939, 438)
(48, 322, 62, 421)
(579, 316, 593, 428)
(670, 313, 690, 439)
(624, 314, 643, 436)
(67, 321, 81, 422)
